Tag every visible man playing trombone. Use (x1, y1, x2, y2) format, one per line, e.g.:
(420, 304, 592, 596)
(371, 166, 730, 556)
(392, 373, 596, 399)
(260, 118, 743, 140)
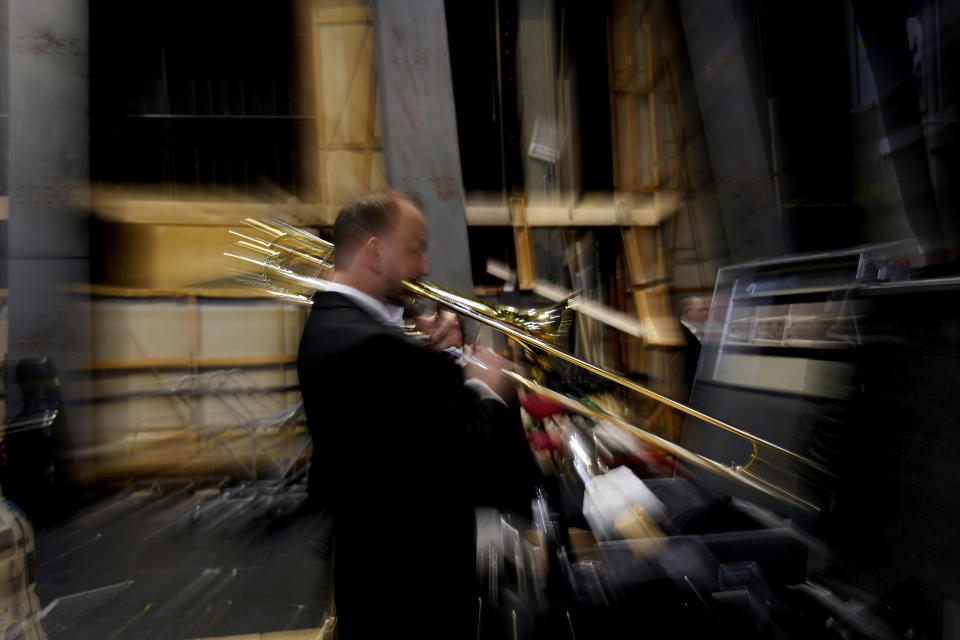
(297, 189, 539, 639)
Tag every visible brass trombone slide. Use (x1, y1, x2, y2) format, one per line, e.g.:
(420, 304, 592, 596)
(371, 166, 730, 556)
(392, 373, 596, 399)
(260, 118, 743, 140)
(502, 373, 821, 511)
(225, 218, 828, 510)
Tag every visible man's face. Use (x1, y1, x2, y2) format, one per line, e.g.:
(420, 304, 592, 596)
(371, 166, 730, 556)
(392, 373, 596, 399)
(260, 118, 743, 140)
(379, 199, 431, 305)
(683, 297, 710, 331)
(686, 299, 709, 324)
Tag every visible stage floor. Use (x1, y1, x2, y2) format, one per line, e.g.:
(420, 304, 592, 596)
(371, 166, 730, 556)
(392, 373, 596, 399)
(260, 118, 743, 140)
(34, 478, 331, 639)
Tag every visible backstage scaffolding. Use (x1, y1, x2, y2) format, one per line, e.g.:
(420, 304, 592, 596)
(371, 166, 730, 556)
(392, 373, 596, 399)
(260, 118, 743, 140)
(170, 368, 309, 482)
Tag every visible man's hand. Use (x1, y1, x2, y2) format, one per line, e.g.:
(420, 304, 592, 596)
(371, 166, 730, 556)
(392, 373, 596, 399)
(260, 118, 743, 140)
(462, 345, 518, 404)
(412, 310, 463, 352)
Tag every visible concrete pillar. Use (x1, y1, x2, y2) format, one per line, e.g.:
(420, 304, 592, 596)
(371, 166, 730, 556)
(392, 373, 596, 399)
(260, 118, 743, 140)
(371, 0, 474, 293)
(677, 0, 785, 263)
(7, 0, 90, 448)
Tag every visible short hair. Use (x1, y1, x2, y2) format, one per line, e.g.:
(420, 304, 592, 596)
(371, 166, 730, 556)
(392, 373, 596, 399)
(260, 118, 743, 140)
(677, 295, 708, 317)
(333, 189, 411, 261)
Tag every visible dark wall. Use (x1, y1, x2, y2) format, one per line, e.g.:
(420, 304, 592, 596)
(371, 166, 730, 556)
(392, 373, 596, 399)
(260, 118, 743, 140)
(89, 0, 305, 193)
(760, 1, 860, 253)
(445, 0, 612, 194)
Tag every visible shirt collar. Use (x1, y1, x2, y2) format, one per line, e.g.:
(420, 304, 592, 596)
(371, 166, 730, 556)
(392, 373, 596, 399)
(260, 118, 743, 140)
(320, 280, 405, 327)
(680, 319, 703, 342)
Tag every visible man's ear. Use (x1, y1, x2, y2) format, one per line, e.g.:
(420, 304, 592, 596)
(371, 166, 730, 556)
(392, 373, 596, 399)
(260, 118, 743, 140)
(364, 235, 383, 273)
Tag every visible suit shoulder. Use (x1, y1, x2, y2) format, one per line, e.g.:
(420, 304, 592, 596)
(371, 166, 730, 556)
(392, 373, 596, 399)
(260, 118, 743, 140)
(299, 304, 403, 361)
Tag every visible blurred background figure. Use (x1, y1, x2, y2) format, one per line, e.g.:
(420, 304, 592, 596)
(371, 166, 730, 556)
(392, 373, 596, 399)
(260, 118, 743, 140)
(1, 357, 74, 529)
(677, 295, 710, 399)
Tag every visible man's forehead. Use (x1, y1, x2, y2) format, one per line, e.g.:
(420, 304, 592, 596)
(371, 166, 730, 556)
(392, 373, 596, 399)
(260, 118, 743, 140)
(396, 198, 423, 220)
(394, 200, 427, 234)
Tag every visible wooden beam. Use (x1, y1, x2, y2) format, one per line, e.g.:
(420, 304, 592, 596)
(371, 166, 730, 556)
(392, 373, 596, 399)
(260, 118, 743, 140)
(78, 356, 297, 372)
(318, 141, 381, 150)
(648, 92, 660, 188)
(314, 3, 372, 25)
(94, 191, 681, 229)
(85, 284, 305, 300)
(464, 204, 511, 226)
(631, 286, 685, 347)
(315, 17, 373, 25)
(510, 196, 535, 290)
(644, 9, 655, 88)
(611, 85, 654, 94)
(621, 227, 659, 285)
(606, 14, 620, 189)
(465, 201, 666, 226)
(615, 185, 694, 194)
(626, 1, 638, 188)
(91, 187, 327, 227)
(628, 94, 638, 188)
(529, 205, 658, 226)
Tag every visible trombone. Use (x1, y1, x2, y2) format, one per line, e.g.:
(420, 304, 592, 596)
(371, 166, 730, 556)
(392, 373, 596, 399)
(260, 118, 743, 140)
(225, 218, 829, 511)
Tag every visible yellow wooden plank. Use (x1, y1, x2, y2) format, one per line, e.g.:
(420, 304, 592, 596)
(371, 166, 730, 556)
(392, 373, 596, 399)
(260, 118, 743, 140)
(643, 9, 655, 88)
(90, 190, 320, 227)
(464, 199, 663, 226)
(317, 141, 381, 150)
(632, 287, 684, 347)
(312, 1, 328, 205)
(465, 204, 511, 225)
(510, 197, 535, 290)
(316, 23, 374, 146)
(527, 205, 653, 226)
(323, 150, 376, 204)
(313, 0, 381, 208)
(513, 227, 535, 291)
(624, 0, 634, 86)
(633, 94, 652, 186)
(606, 15, 620, 188)
(653, 191, 678, 221)
(628, 94, 638, 187)
(86, 284, 284, 300)
(314, 0, 371, 25)
(621, 227, 642, 285)
(100, 224, 241, 289)
(610, 0, 629, 88)
(621, 227, 660, 285)
(77, 356, 296, 372)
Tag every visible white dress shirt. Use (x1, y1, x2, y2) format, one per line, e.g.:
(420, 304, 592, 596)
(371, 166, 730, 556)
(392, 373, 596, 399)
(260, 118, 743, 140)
(680, 319, 704, 343)
(319, 280, 405, 327)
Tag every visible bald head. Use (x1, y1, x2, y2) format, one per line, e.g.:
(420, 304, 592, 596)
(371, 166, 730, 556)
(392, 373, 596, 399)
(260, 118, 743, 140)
(679, 296, 710, 335)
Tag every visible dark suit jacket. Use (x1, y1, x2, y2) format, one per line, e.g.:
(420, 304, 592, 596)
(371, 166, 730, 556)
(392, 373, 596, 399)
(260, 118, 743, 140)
(679, 323, 702, 400)
(297, 291, 538, 638)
